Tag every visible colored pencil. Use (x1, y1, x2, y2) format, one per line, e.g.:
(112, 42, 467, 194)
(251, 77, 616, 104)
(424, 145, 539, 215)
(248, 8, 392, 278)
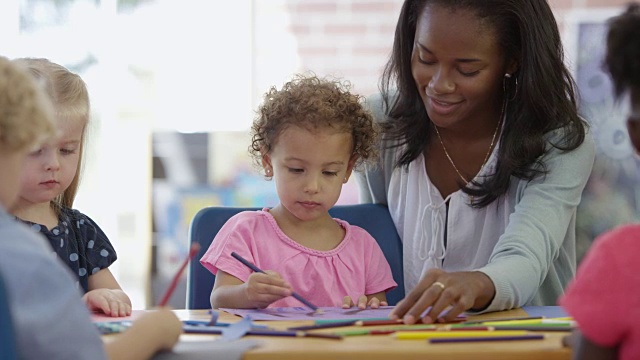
(368, 325, 436, 333)
(492, 325, 574, 332)
(290, 318, 428, 331)
(288, 320, 357, 331)
(395, 330, 528, 340)
(460, 316, 543, 325)
(335, 329, 372, 336)
(183, 325, 227, 334)
(183, 326, 342, 340)
(182, 320, 270, 329)
(230, 252, 320, 312)
(359, 324, 440, 334)
(481, 318, 573, 326)
(368, 330, 398, 335)
(182, 320, 231, 327)
(338, 326, 491, 337)
(158, 243, 201, 306)
(298, 332, 344, 340)
(247, 329, 343, 339)
(313, 317, 390, 325)
(290, 320, 494, 333)
(355, 319, 404, 326)
(429, 334, 545, 343)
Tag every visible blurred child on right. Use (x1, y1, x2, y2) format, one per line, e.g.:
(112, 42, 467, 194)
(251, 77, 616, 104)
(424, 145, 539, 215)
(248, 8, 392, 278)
(0, 55, 181, 360)
(11, 58, 131, 317)
(201, 74, 397, 309)
(559, 3, 640, 360)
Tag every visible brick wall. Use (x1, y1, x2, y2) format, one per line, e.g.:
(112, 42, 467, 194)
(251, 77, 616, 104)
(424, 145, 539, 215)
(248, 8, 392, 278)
(253, 0, 631, 99)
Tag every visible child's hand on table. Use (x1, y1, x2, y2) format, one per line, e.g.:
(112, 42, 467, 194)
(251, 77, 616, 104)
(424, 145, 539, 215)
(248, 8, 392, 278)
(128, 308, 182, 351)
(342, 295, 388, 309)
(83, 288, 132, 317)
(104, 307, 182, 358)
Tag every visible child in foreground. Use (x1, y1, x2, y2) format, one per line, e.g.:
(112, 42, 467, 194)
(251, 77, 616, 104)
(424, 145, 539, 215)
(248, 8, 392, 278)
(201, 74, 397, 309)
(559, 4, 640, 360)
(11, 58, 131, 317)
(0, 55, 181, 360)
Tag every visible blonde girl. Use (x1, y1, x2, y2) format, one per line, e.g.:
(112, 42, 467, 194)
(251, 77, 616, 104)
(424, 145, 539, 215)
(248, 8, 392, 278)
(11, 58, 131, 317)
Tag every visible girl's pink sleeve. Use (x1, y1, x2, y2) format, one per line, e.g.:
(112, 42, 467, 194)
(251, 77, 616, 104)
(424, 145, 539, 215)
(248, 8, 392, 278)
(362, 233, 398, 295)
(199, 215, 255, 283)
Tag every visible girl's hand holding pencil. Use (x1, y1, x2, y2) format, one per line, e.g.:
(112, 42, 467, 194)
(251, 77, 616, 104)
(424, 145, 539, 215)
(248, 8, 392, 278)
(230, 252, 320, 312)
(244, 270, 294, 309)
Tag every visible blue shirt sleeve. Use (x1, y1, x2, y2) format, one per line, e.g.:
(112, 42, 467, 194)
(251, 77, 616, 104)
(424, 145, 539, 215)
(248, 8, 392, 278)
(0, 211, 107, 360)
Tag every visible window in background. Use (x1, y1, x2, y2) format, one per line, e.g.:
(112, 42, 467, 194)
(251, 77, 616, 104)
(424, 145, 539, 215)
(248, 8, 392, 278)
(564, 9, 640, 263)
(149, 0, 401, 307)
(6, 0, 635, 309)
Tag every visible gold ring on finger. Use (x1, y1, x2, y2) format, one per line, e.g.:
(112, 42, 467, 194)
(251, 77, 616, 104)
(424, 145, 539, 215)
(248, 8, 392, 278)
(432, 281, 446, 290)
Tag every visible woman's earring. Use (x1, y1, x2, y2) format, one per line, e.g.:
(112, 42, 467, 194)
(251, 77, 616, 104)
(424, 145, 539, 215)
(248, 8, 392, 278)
(504, 73, 518, 101)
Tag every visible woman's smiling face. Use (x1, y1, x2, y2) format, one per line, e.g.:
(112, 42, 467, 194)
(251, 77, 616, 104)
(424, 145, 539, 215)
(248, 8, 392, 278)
(411, 4, 511, 131)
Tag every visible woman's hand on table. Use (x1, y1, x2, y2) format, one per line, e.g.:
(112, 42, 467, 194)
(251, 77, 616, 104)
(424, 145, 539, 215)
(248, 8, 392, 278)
(390, 269, 495, 324)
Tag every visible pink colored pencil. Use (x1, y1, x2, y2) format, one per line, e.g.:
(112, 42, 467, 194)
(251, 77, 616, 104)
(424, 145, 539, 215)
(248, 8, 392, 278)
(158, 243, 201, 306)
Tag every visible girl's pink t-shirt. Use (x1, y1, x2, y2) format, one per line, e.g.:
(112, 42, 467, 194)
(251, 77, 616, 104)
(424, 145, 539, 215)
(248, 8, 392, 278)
(200, 209, 397, 308)
(559, 224, 640, 360)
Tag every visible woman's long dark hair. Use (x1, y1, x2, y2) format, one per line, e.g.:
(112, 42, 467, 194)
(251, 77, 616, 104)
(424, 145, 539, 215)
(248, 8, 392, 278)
(380, 0, 587, 207)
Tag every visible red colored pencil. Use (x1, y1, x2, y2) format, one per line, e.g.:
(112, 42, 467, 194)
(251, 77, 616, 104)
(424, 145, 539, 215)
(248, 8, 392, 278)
(158, 243, 201, 306)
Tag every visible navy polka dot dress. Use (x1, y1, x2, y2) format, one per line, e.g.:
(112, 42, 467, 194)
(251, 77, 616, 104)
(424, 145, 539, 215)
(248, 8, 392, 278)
(20, 207, 117, 293)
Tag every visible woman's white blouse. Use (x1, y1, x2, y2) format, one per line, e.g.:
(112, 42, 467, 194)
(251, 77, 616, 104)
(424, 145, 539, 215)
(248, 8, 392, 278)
(388, 146, 509, 293)
(358, 120, 596, 312)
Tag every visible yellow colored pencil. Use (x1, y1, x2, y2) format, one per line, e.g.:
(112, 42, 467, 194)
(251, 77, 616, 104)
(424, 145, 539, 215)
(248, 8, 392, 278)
(395, 330, 528, 340)
(550, 317, 573, 321)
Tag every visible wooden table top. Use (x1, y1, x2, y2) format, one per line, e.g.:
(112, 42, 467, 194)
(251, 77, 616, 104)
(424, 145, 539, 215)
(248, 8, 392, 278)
(172, 308, 572, 360)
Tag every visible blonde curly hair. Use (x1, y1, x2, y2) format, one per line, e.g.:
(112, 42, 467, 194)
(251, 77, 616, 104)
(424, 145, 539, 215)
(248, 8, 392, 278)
(0, 56, 55, 152)
(249, 74, 378, 174)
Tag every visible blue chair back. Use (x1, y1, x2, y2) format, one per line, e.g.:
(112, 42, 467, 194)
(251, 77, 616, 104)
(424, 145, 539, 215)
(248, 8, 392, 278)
(186, 204, 405, 309)
(0, 272, 18, 360)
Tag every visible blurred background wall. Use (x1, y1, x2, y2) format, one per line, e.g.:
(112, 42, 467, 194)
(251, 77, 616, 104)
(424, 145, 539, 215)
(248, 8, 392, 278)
(2, 0, 636, 309)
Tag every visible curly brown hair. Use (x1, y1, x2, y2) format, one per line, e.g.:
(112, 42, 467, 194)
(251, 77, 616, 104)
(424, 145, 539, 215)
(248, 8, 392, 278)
(605, 3, 640, 98)
(249, 74, 378, 174)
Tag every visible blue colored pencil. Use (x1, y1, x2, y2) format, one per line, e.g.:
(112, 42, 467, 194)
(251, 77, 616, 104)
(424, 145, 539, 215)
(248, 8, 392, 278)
(182, 320, 231, 327)
(288, 320, 357, 331)
(230, 252, 320, 312)
(429, 334, 545, 343)
(183, 325, 342, 339)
